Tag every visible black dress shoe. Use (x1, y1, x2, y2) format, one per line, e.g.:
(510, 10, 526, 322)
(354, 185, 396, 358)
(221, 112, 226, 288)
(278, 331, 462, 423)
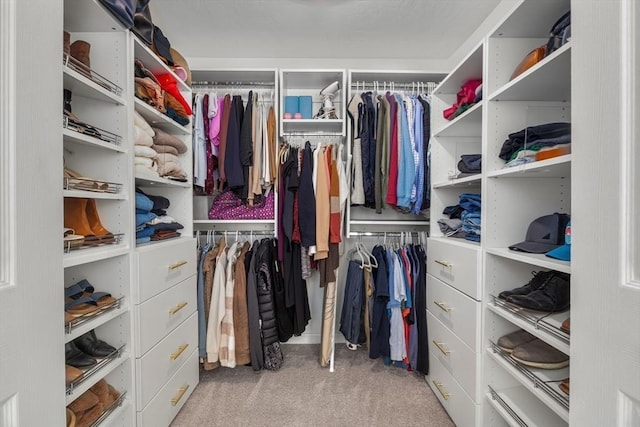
(65, 341, 97, 368)
(499, 270, 556, 299)
(74, 330, 117, 358)
(507, 273, 570, 313)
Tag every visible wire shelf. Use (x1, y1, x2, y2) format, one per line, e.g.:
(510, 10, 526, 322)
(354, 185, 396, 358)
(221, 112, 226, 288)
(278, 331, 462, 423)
(488, 385, 528, 427)
(63, 53, 123, 96)
(63, 233, 124, 254)
(66, 344, 125, 395)
(63, 115, 123, 147)
(63, 176, 122, 194)
(90, 390, 127, 427)
(64, 296, 124, 334)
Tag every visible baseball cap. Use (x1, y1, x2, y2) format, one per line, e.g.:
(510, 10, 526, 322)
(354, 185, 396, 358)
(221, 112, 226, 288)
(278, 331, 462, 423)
(509, 213, 570, 253)
(546, 221, 571, 261)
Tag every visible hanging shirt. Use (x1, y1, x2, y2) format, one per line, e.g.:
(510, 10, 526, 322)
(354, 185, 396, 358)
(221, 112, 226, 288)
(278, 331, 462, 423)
(192, 93, 207, 188)
(412, 98, 425, 214)
(348, 93, 365, 205)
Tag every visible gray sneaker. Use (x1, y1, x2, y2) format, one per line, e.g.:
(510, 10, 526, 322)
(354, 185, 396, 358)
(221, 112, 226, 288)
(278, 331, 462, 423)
(497, 329, 537, 353)
(511, 338, 569, 369)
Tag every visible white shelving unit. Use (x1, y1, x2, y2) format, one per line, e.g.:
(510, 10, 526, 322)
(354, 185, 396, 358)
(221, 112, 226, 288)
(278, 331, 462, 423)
(425, 1, 573, 426)
(63, 0, 134, 424)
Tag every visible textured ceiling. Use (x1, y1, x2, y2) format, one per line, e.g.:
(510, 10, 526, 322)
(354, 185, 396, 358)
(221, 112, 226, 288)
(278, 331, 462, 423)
(151, 0, 502, 60)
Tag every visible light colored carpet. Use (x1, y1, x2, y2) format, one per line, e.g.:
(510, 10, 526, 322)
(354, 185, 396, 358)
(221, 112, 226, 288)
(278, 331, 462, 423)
(171, 344, 455, 427)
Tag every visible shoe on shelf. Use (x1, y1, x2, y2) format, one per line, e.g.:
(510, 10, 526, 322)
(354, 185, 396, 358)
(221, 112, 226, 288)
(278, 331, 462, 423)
(85, 198, 112, 237)
(559, 378, 570, 395)
(66, 408, 76, 427)
(69, 40, 91, 77)
(65, 364, 84, 385)
(64, 198, 97, 238)
(497, 329, 537, 353)
(65, 341, 97, 368)
(75, 401, 104, 427)
(511, 338, 569, 369)
(561, 317, 570, 334)
(498, 270, 556, 300)
(67, 389, 99, 414)
(506, 272, 570, 313)
(63, 31, 71, 57)
(74, 330, 117, 358)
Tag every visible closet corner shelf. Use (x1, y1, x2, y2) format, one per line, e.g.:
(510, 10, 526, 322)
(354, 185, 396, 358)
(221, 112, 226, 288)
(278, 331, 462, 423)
(485, 247, 571, 274)
(433, 101, 483, 137)
(486, 344, 570, 422)
(487, 155, 571, 179)
(134, 98, 191, 135)
(489, 42, 572, 102)
(63, 244, 130, 268)
(486, 386, 568, 427)
(432, 174, 482, 189)
(65, 351, 129, 406)
(64, 0, 126, 33)
(433, 42, 483, 96)
(135, 174, 191, 188)
(133, 37, 190, 94)
(63, 67, 125, 106)
(487, 298, 570, 355)
(282, 119, 344, 134)
(63, 128, 127, 153)
(64, 300, 128, 343)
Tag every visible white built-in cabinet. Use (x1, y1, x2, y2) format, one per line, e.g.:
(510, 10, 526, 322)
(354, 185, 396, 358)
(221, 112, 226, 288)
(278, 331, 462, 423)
(427, 1, 572, 426)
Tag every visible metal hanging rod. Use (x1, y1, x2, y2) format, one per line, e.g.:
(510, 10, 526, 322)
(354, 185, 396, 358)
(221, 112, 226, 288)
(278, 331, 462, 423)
(192, 80, 275, 87)
(348, 231, 426, 237)
(350, 81, 437, 94)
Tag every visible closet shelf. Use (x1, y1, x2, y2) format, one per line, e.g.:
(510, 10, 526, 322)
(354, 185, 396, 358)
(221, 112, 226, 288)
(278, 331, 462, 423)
(282, 119, 344, 134)
(135, 235, 193, 249)
(66, 344, 126, 396)
(65, 351, 129, 406)
(133, 37, 190, 95)
(433, 42, 483, 96)
(487, 155, 571, 179)
(63, 244, 130, 268)
(433, 101, 483, 137)
(63, 189, 126, 200)
(65, 299, 128, 342)
(485, 247, 571, 274)
(487, 344, 570, 422)
(432, 174, 482, 189)
(63, 128, 127, 154)
(135, 174, 191, 188)
(134, 98, 191, 135)
(63, 0, 127, 33)
(193, 220, 275, 232)
(428, 235, 481, 249)
(63, 65, 125, 106)
(489, 43, 571, 102)
(487, 297, 570, 355)
(486, 386, 568, 427)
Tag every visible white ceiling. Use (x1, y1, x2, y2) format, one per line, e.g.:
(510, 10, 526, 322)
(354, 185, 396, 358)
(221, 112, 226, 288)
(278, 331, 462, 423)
(151, 0, 503, 61)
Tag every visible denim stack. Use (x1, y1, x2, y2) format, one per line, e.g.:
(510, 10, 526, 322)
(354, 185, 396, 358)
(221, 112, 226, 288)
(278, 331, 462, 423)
(438, 193, 481, 242)
(135, 191, 156, 245)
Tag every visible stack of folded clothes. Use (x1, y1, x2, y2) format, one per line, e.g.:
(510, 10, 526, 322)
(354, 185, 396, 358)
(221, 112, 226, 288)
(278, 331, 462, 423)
(499, 122, 571, 167)
(135, 189, 184, 244)
(438, 193, 481, 242)
(152, 127, 188, 182)
(134, 111, 159, 180)
(443, 79, 482, 121)
(455, 154, 481, 178)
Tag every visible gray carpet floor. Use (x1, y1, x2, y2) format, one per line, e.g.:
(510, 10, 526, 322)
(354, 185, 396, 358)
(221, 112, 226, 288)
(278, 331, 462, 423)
(171, 344, 455, 427)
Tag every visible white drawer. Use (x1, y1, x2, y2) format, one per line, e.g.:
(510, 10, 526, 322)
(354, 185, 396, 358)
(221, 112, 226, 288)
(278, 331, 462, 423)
(136, 312, 198, 409)
(136, 238, 197, 303)
(136, 275, 197, 356)
(427, 237, 481, 299)
(428, 353, 479, 427)
(427, 274, 481, 350)
(427, 311, 479, 402)
(137, 347, 199, 427)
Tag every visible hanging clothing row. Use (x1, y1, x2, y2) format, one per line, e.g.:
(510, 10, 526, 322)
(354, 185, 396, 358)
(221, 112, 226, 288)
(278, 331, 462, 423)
(276, 137, 349, 367)
(196, 232, 291, 372)
(192, 88, 277, 206)
(340, 236, 429, 375)
(348, 86, 433, 216)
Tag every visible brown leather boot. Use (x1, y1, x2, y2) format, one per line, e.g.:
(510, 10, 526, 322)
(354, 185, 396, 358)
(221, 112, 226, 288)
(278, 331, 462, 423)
(85, 198, 111, 237)
(70, 40, 91, 76)
(64, 198, 95, 237)
(64, 31, 70, 57)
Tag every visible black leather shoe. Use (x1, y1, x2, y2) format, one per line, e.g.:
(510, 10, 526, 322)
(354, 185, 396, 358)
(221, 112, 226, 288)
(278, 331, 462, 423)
(74, 330, 116, 358)
(65, 341, 97, 368)
(499, 270, 556, 300)
(507, 273, 570, 313)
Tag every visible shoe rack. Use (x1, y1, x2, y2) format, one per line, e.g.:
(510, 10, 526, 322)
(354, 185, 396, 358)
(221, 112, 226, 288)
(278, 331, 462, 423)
(63, 0, 134, 425)
(428, 0, 572, 426)
(345, 70, 444, 235)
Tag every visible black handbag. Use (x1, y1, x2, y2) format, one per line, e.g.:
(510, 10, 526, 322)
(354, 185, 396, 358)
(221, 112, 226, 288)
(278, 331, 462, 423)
(98, 0, 135, 28)
(132, 0, 154, 45)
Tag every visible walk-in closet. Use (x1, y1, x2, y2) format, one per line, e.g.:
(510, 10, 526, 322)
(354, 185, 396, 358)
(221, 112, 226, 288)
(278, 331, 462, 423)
(2, 0, 639, 426)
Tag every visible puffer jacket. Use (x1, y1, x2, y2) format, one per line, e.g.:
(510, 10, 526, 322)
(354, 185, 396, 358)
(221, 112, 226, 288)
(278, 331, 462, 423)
(255, 239, 283, 370)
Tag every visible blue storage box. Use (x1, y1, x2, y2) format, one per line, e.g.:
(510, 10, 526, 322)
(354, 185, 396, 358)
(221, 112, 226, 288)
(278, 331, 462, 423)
(284, 96, 299, 115)
(298, 96, 313, 119)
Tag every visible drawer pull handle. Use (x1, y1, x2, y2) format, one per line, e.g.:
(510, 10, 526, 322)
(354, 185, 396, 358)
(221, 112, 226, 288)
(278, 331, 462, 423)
(169, 260, 188, 270)
(433, 341, 451, 356)
(170, 344, 189, 361)
(169, 302, 188, 316)
(171, 385, 189, 406)
(434, 259, 452, 268)
(432, 381, 450, 400)
(433, 301, 452, 313)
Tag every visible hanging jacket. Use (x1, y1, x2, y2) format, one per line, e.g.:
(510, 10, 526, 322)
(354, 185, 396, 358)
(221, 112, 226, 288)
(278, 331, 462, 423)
(245, 242, 263, 371)
(238, 91, 254, 201)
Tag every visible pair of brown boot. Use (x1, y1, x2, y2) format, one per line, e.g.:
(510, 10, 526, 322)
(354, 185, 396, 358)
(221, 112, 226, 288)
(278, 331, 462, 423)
(64, 198, 113, 246)
(66, 379, 120, 427)
(64, 31, 91, 76)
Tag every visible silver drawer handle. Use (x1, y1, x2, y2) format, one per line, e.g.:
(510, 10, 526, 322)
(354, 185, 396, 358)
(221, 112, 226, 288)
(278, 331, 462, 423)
(433, 301, 452, 313)
(432, 381, 450, 400)
(434, 259, 452, 268)
(169, 260, 188, 270)
(433, 341, 451, 356)
(171, 385, 189, 406)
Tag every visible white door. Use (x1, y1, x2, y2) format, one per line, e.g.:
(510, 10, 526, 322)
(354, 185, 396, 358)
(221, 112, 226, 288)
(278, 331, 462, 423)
(572, 0, 640, 425)
(0, 0, 64, 425)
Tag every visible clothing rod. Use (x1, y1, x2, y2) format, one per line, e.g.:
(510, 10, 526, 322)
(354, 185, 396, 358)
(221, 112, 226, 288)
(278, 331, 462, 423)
(348, 231, 426, 237)
(192, 81, 275, 87)
(350, 81, 438, 88)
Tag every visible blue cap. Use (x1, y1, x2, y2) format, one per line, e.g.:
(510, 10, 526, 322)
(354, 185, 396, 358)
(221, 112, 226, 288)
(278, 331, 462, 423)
(546, 221, 571, 261)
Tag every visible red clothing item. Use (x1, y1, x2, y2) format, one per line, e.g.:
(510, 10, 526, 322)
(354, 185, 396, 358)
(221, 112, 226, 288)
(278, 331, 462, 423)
(328, 146, 342, 244)
(385, 93, 399, 206)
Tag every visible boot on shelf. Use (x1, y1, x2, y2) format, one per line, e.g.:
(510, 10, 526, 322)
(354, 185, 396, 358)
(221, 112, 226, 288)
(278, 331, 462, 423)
(64, 198, 95, 238)
(63, 31, 70, 57)
(85, 198, 114, 244)
(70, 40, 91, 77)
